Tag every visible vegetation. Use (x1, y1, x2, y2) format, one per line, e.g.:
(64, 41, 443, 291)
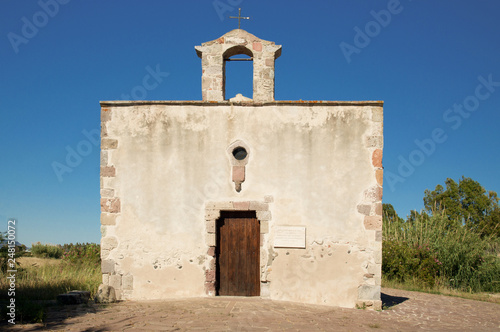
(423, 176, 500, 237)
(31, 242, 63, 259)
(0, 176, 498, 324)
(0, 242, 101, 324)
(383, 176, 500, 294)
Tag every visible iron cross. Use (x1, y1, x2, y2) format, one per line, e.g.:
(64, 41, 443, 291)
(229, 8, 250, 29)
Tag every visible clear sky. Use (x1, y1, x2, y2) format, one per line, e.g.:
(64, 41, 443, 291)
(1, 0, 499, 246)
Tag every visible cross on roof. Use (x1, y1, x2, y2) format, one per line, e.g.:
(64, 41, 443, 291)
(229, 8, 250, 29)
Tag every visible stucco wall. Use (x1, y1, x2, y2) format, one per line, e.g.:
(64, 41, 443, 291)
(100, 101, 383, 309)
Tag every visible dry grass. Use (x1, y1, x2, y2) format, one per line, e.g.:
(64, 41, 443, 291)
(383, 278, 500, 304)
(1, 257, 100, 301)
(18, 256, 62, 268)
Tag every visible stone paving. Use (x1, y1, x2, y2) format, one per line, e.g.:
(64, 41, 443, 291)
(5, 288, 500, 331)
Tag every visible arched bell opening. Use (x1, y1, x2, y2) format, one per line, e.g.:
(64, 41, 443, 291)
(223, 45, 254, 100)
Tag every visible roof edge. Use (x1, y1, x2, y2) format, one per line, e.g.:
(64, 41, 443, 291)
(100, 100, 384, 107)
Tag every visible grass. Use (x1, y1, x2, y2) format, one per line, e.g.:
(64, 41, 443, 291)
(0, 256, 101, 324)
(383, 211, 500, 293)
(18, 256, 62, 267)
(382, 277, 500, 305)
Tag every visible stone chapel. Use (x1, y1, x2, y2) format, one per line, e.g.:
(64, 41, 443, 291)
(99, 28, 384, 309)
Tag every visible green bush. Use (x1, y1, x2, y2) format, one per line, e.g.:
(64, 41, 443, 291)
(383, 240, 441, 286)
(383, 210, 500, 292)
(62, 243, 100, 266)
(30, 242, 63, 259)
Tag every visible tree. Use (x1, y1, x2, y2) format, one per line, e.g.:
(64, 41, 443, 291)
(423, 176, 500, 237)
(382, 203, 404, 224)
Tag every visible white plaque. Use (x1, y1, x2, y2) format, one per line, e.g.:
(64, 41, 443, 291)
(274, 226, 306, 248)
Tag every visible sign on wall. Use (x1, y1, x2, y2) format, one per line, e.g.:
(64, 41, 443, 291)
(273, 226, 306, 249)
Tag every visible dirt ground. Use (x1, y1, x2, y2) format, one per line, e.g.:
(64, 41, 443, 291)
(5, 288, 500, 331)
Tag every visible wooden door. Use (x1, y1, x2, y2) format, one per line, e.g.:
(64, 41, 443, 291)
(216, 211, 260, 296)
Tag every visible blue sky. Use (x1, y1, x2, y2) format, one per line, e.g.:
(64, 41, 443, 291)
(1, 0, 499, 246)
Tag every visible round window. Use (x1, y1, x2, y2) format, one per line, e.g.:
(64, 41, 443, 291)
(232, 147, 247, 160)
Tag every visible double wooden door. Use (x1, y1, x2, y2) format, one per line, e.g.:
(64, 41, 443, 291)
(216, 211, 260, 296)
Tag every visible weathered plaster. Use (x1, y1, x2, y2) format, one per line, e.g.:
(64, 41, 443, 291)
(100, 101, 383, 308)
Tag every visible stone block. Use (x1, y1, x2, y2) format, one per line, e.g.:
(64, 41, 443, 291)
(365, 136, 383, 148)
(101, 213, 116, 225)
(102, 273, 109, 285)
(260, 282, 270, 297)
(367, 263, 379, 275)
(233, 201, 250, 210)
(375, 230, 382, 242)
(205, 209, 221, 220)
(100, 225, 108, 238)
(207, 247, 215, 257)
(114, 289, 122, 301)
(57, 291, 90, 305)
(122, 275, 133, 290)
(100, 151, 108, 166)
(100, 166, 116, 177)
(101, 198, 120, 213)
(375, 250, 382, 264)
(101, 123, 108, 138)
(101, 259, 115, 274)
(372, 149, 383, 168)
(101, 109, 112, 122)
(376, 169, 383, 186)
(101, 236, 118, 251)
(206, 220, 215, 233)
(374, 203, 383, 216)
(249, 201, 269, 211)
(204, 282, 215, 295)
(205, 202, 233, 210)
(109, 274, 122, 290)
(205, 233, 216, 247)
(357, 204, 371, 216)
(95, 284, 116, 303)
(253, 42, 262, 51)
(100, 188, 114, 198)
(232, 166, 245, 182)
(208, 258, 216, 270)
(364, 186, 383, 203)
(205, 269, 215, 282)
(101, 138, 118, 150)
(364, 216, 382, 230)
(260, 220, 269, 233)
(358, 285, 381, 301)
(256, 210, 272, 221)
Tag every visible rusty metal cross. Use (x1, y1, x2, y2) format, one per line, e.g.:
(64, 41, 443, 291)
(229, 8, 250, 29)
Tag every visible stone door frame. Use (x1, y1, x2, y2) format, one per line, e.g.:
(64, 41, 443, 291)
(204, 198, 272, 296)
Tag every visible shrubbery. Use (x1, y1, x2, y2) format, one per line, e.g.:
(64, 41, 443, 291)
(383, 208, 500, 292)
(31, 242, 63, 259)
(61, 242, 100, 265)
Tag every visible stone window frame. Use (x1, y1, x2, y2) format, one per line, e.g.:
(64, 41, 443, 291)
(204, 198, 273, 296)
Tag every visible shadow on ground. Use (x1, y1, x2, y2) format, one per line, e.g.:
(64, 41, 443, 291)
(381, 292, 409, 308)
(1, 301, 110, 331)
